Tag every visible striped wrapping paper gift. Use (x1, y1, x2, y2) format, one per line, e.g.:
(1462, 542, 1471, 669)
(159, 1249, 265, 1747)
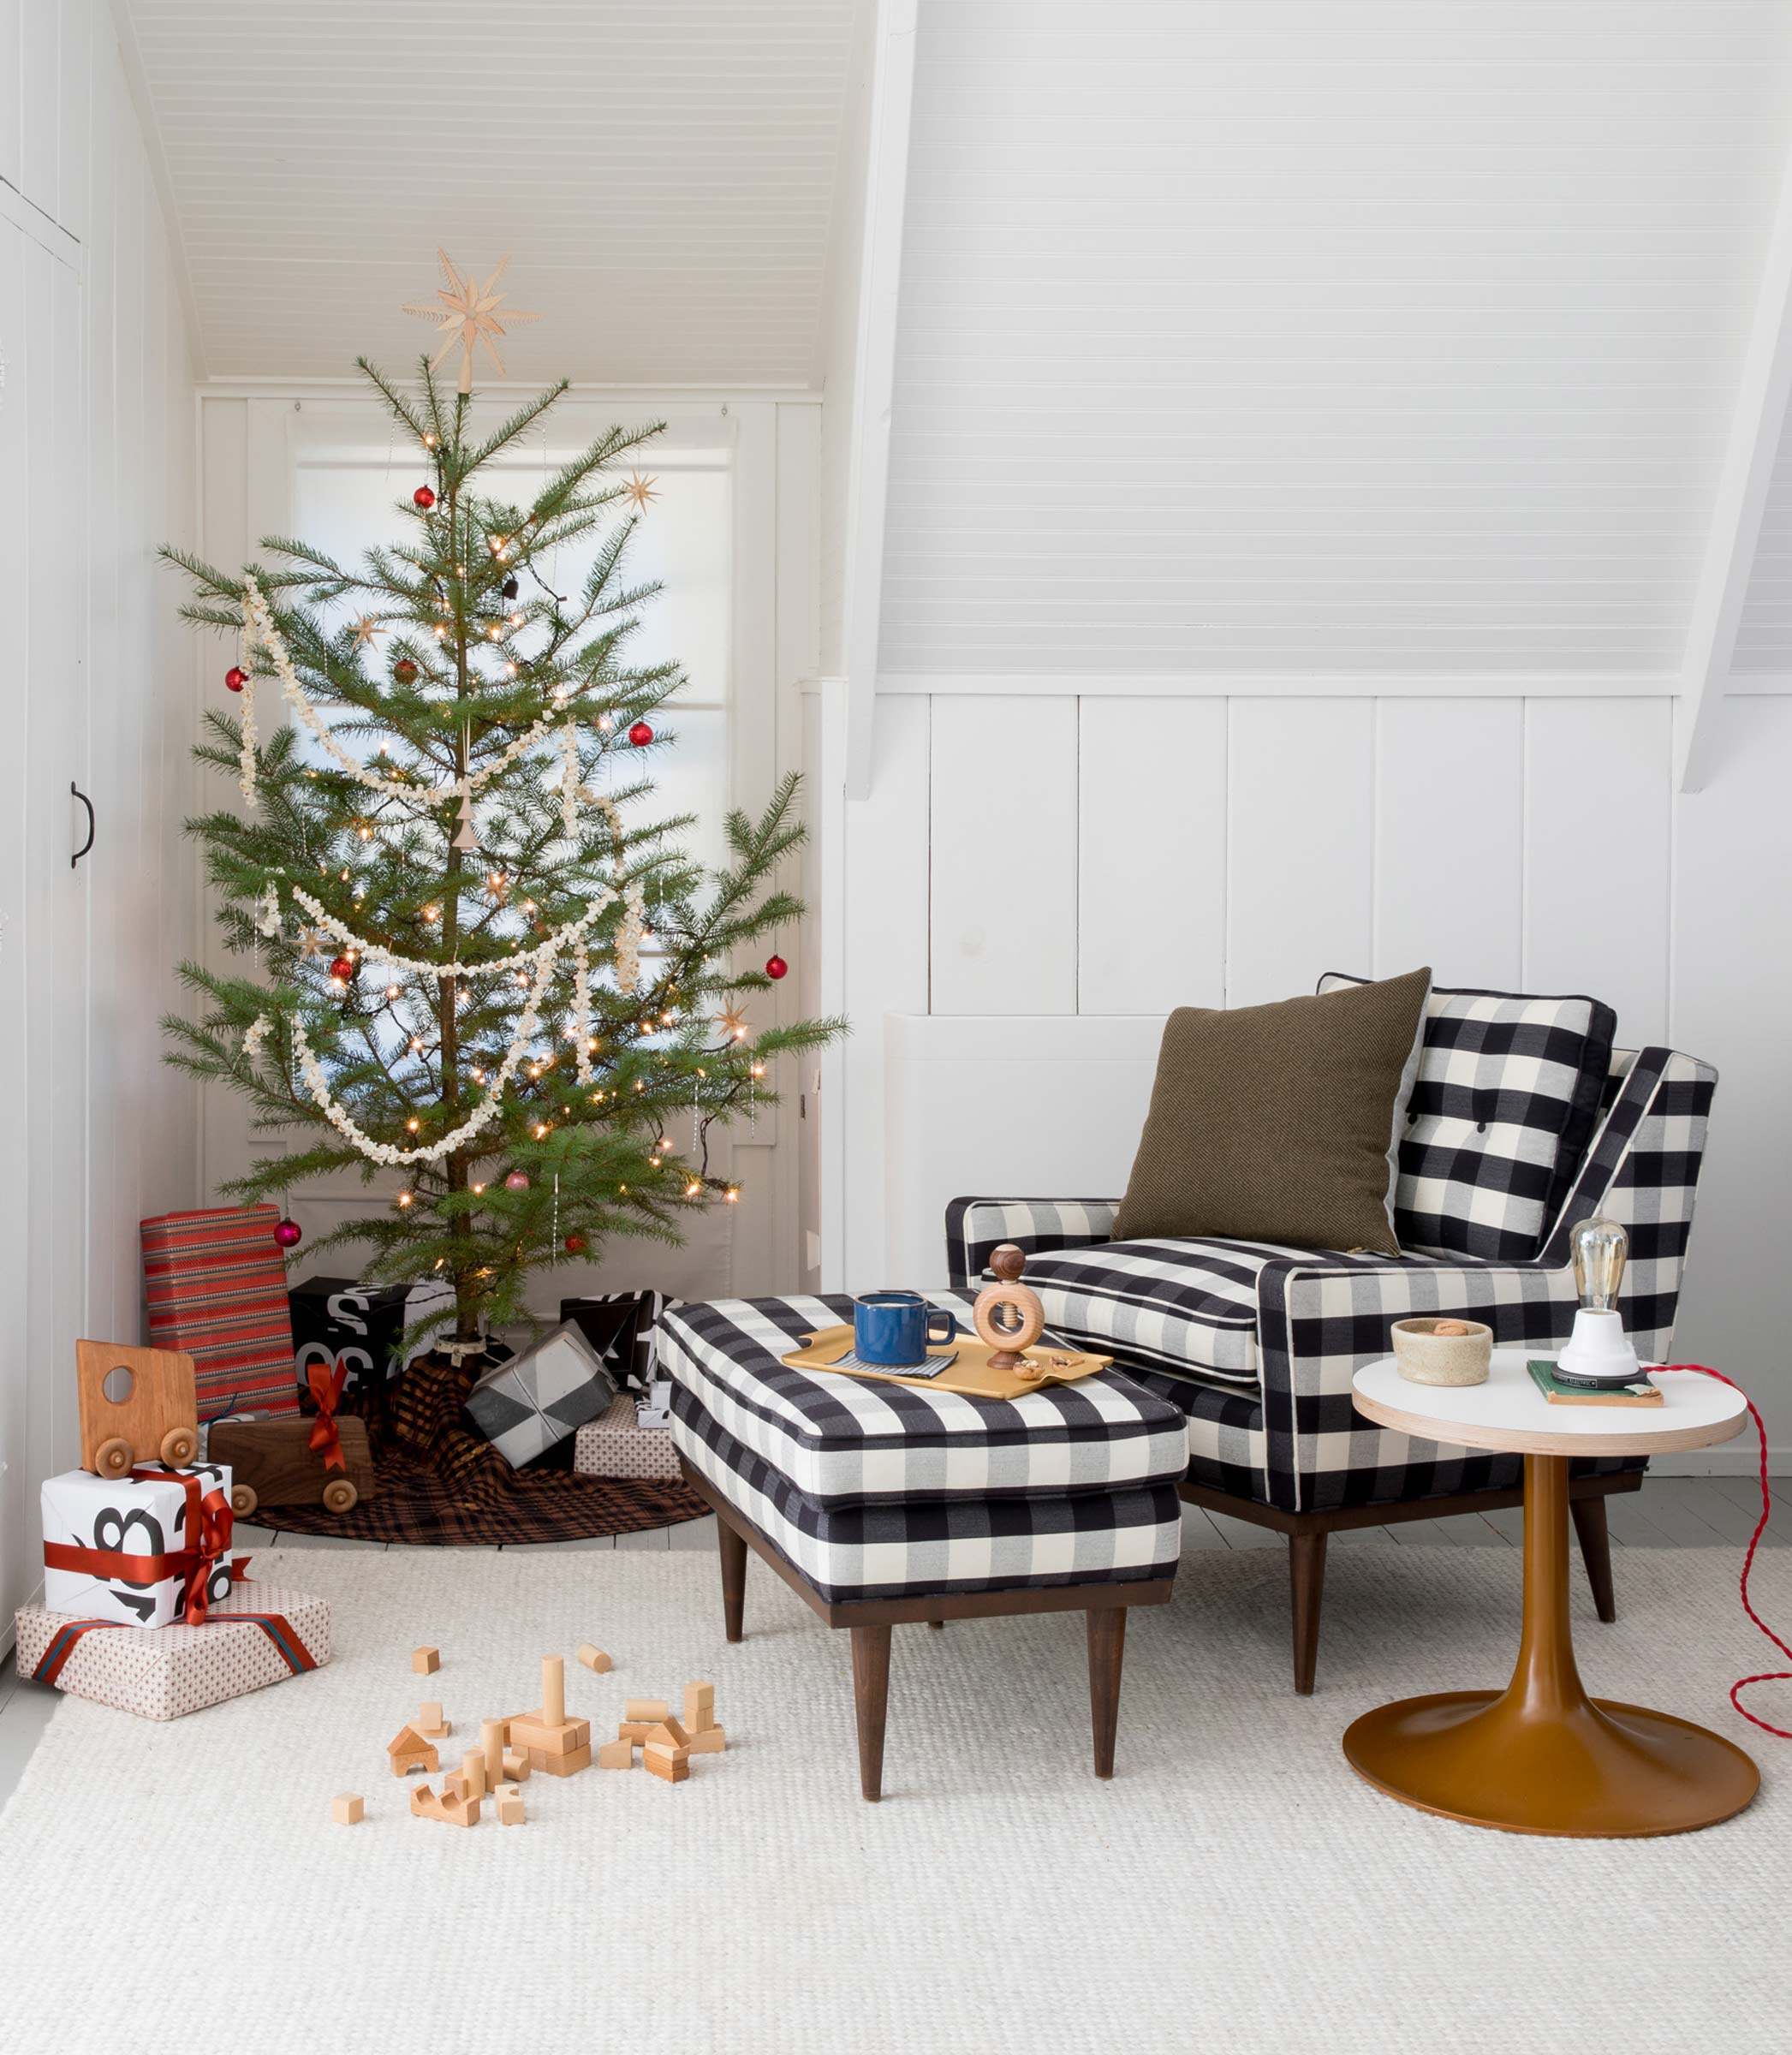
(140, 1204, 301, 1418)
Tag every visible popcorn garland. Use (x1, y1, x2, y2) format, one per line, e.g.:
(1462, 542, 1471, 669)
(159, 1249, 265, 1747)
(572, 940, 593, 1085)
(286, 882, 613, 985)
(614, 882, 646, 996)
(237, 575, 566, 815)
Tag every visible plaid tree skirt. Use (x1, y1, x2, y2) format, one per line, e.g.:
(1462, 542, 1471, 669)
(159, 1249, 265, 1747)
(262, 1353, 706, 1546)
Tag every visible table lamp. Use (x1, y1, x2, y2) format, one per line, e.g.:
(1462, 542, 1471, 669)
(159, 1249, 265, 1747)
(1553, 1216, 1645, 1390)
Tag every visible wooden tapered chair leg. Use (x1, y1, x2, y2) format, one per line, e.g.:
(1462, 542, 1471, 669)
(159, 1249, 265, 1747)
(1569, 1492, 1617, 1623)
(850, 1623, 892, 1802)
(1289, 1529, 1328, 1695)
(1087, 1607, 1127, 1778)
(717, 1513, 747, 1643)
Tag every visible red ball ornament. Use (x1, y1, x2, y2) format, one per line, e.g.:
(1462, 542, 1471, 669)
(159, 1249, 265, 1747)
(394, 658, 419, 684)
(765, 954, 789, 980)
(328, 954, 354, 984)
(274, 1218, 303, 1249)
(628, 720, 654, 748)
(414, 485, 437, 509)
(224, 666, 247, 693)
(563, 1232, 587, 1254)
(504, 1170, 531, 1193)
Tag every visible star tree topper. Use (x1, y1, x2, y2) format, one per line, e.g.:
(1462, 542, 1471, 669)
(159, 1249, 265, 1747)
(402, 249, 540, 394)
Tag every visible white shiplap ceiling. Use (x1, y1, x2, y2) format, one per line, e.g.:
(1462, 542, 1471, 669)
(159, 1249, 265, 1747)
(881, 0, 1792, 677)
(116, 0, 859, 384)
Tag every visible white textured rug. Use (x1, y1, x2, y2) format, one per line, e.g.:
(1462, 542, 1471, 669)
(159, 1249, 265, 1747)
(1, 1545, 1786, 2055)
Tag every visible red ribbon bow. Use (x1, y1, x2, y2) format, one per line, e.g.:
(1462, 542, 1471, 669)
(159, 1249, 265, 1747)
(127, 1467, 235, 1624)
(307, 1361, 348, 1473)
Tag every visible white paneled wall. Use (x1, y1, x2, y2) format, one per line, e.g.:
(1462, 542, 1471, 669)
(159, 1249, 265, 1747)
(880, 0, 1792, 678)
(831, 683, 1792, 1462)
(0, 2, 199, 1638)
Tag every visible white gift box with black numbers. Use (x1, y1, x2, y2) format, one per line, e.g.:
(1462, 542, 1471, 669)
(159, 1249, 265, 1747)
(40, 1461, 238, 1628)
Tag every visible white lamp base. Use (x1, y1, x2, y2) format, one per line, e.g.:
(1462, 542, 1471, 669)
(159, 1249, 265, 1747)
(1555, 1307, 1643, 1390)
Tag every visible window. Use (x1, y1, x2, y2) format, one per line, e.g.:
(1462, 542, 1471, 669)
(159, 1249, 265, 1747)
(286, 407, 734, 875)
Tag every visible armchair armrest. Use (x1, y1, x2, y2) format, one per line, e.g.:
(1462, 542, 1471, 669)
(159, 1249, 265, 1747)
(1256, 1045, 1716, 1512)
(944, 1197, 1121, 1290)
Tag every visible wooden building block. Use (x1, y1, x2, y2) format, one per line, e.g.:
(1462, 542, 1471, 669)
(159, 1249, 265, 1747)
(577, 1643, 612, 1673)
(460, 1749, 486, 1801)
(683, 1683, 715, 1733)
(412, 1647, 440, 1675)
(444, 1771, 470, 1802)
(687, 1725, 726, 1754)
(501, 1748, 531, 1782)
(498, 1796, 525, 1825)
(481, 1718, 507, 1790)
(440, 1793, 480, 1827)
(642, 1749, 688, 1784)
(331, 1793, 364, 1826)
(386, 1724, 440, 1777)
(618, 1720, 656, 1744)
(415, 1701, 448, 1737)
(648, 1716, 690, 1750)
(598, 1739, 635, 1769)
(541, 1653, 565, 1728)
(410, 1784, 440, 1818)
(493, 1781, 520, 1800)
(509, 1712, 591, 1755)
(527, 1742, 592, 1777)
(622, 1698, 669, 1724)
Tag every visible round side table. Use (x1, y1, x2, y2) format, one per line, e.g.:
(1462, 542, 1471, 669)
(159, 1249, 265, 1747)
(1344, 1350, 1758, 1838)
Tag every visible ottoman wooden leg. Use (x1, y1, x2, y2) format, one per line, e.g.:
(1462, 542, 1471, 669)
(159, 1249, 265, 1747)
(1087, 1606, 1127, 1779)
(717, 1510, 747, 1643)
(851, 1623, 892, 1802)
(927, 1618, 944, 1629)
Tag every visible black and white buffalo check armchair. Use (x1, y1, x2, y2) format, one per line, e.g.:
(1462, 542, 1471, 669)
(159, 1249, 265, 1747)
(946, 979, 1718, 1693)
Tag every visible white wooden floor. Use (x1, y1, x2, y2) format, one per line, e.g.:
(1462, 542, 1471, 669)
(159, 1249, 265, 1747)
(2, 1479, 1784, 1804)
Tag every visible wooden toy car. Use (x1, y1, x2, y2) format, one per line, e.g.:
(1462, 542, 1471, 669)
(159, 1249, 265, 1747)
(207, 1414, 375, 1516)
(75, 1341, 200, 1478)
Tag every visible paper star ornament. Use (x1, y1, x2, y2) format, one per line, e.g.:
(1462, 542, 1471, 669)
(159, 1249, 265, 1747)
(402, 250, 540, 395)
(622, 471, 659, 512)
(716, 1004, 751, 1043)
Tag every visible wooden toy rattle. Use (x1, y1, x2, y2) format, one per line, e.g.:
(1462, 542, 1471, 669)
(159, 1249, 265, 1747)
(973, 1244, 1046, 1377)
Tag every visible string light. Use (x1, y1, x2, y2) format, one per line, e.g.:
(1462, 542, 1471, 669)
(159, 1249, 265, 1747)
(472, 1182, 485, 1194)
(385, 984, 401, 1000)
(724, 1188, 739, 1204)
(685, 1180, 701, 1197)
(396, 1191, 414, 1208)
(406, 1117, 420, 1132)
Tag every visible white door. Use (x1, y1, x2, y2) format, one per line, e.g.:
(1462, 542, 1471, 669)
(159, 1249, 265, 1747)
(0, 209, 90, 1629)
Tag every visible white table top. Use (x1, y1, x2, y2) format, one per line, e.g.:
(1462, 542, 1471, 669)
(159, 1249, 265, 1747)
(1352, 1351, 1748, 1458)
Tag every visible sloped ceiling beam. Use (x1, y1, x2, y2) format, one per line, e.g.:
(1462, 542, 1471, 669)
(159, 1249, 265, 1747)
(1676, 136, 1792, 792)
(841, 0, 918, 801)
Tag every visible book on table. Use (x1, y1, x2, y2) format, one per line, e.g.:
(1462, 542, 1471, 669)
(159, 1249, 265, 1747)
(1527, 1359, 1663, 1407)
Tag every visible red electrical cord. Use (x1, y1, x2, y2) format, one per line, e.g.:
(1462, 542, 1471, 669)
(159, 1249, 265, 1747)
(1656, 1365, 1790, 1738)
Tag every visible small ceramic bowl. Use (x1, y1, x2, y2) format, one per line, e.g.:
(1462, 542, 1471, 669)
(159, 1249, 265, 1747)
(1390, 1316, 1493, 1387)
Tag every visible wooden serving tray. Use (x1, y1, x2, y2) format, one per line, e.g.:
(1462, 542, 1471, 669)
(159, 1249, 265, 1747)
(781, 1326, 1112, 1403)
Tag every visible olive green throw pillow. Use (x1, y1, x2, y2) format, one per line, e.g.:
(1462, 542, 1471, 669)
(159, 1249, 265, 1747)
(1115, 967, 1433, 1255)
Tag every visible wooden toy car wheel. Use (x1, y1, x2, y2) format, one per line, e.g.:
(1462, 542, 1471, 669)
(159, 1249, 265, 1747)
(159, 1426, 199, 1467)
(322, 1477, 359, 1514)
(230, 1484, 258, 1518)
(94, 1435, 134, 1479)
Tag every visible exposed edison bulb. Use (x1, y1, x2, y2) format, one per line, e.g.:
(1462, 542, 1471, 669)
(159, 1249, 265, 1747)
(1571, 1218, 1628, 1311)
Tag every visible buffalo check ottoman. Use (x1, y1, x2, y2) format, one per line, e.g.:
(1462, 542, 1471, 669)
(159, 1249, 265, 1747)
(657, 1290, 1185, 1800)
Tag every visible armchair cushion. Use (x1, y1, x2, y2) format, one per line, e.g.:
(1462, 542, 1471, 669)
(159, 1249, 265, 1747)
(1023, 1235, 1431, 1389)
(1318, 974, 1616, 1260)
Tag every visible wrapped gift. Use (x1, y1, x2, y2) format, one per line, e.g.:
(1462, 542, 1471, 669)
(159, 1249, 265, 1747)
(467, 1321, 616, 1468)
(572, 1391, 681, 1481)
(558, 1290, 669, 1394)
(41, 1462, 240, 1627)
(15, 1581, 329, 1719)
(141, 1204, 301, 1419)
(290, 1274, 457, 1404)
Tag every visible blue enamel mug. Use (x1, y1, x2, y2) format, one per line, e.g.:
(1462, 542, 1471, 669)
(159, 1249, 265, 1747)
(853, 1291, 956, 1368)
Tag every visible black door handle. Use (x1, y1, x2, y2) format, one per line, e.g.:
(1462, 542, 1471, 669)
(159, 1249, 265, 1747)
(71, 783, 94, 869)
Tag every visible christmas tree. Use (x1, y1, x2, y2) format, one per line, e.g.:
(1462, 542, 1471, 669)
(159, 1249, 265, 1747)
(162, 296, 842, 1356)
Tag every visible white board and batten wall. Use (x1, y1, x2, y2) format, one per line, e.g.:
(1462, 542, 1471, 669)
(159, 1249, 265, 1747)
(813, 0, 1792, 1468)
(0, 0, 201, 1636)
